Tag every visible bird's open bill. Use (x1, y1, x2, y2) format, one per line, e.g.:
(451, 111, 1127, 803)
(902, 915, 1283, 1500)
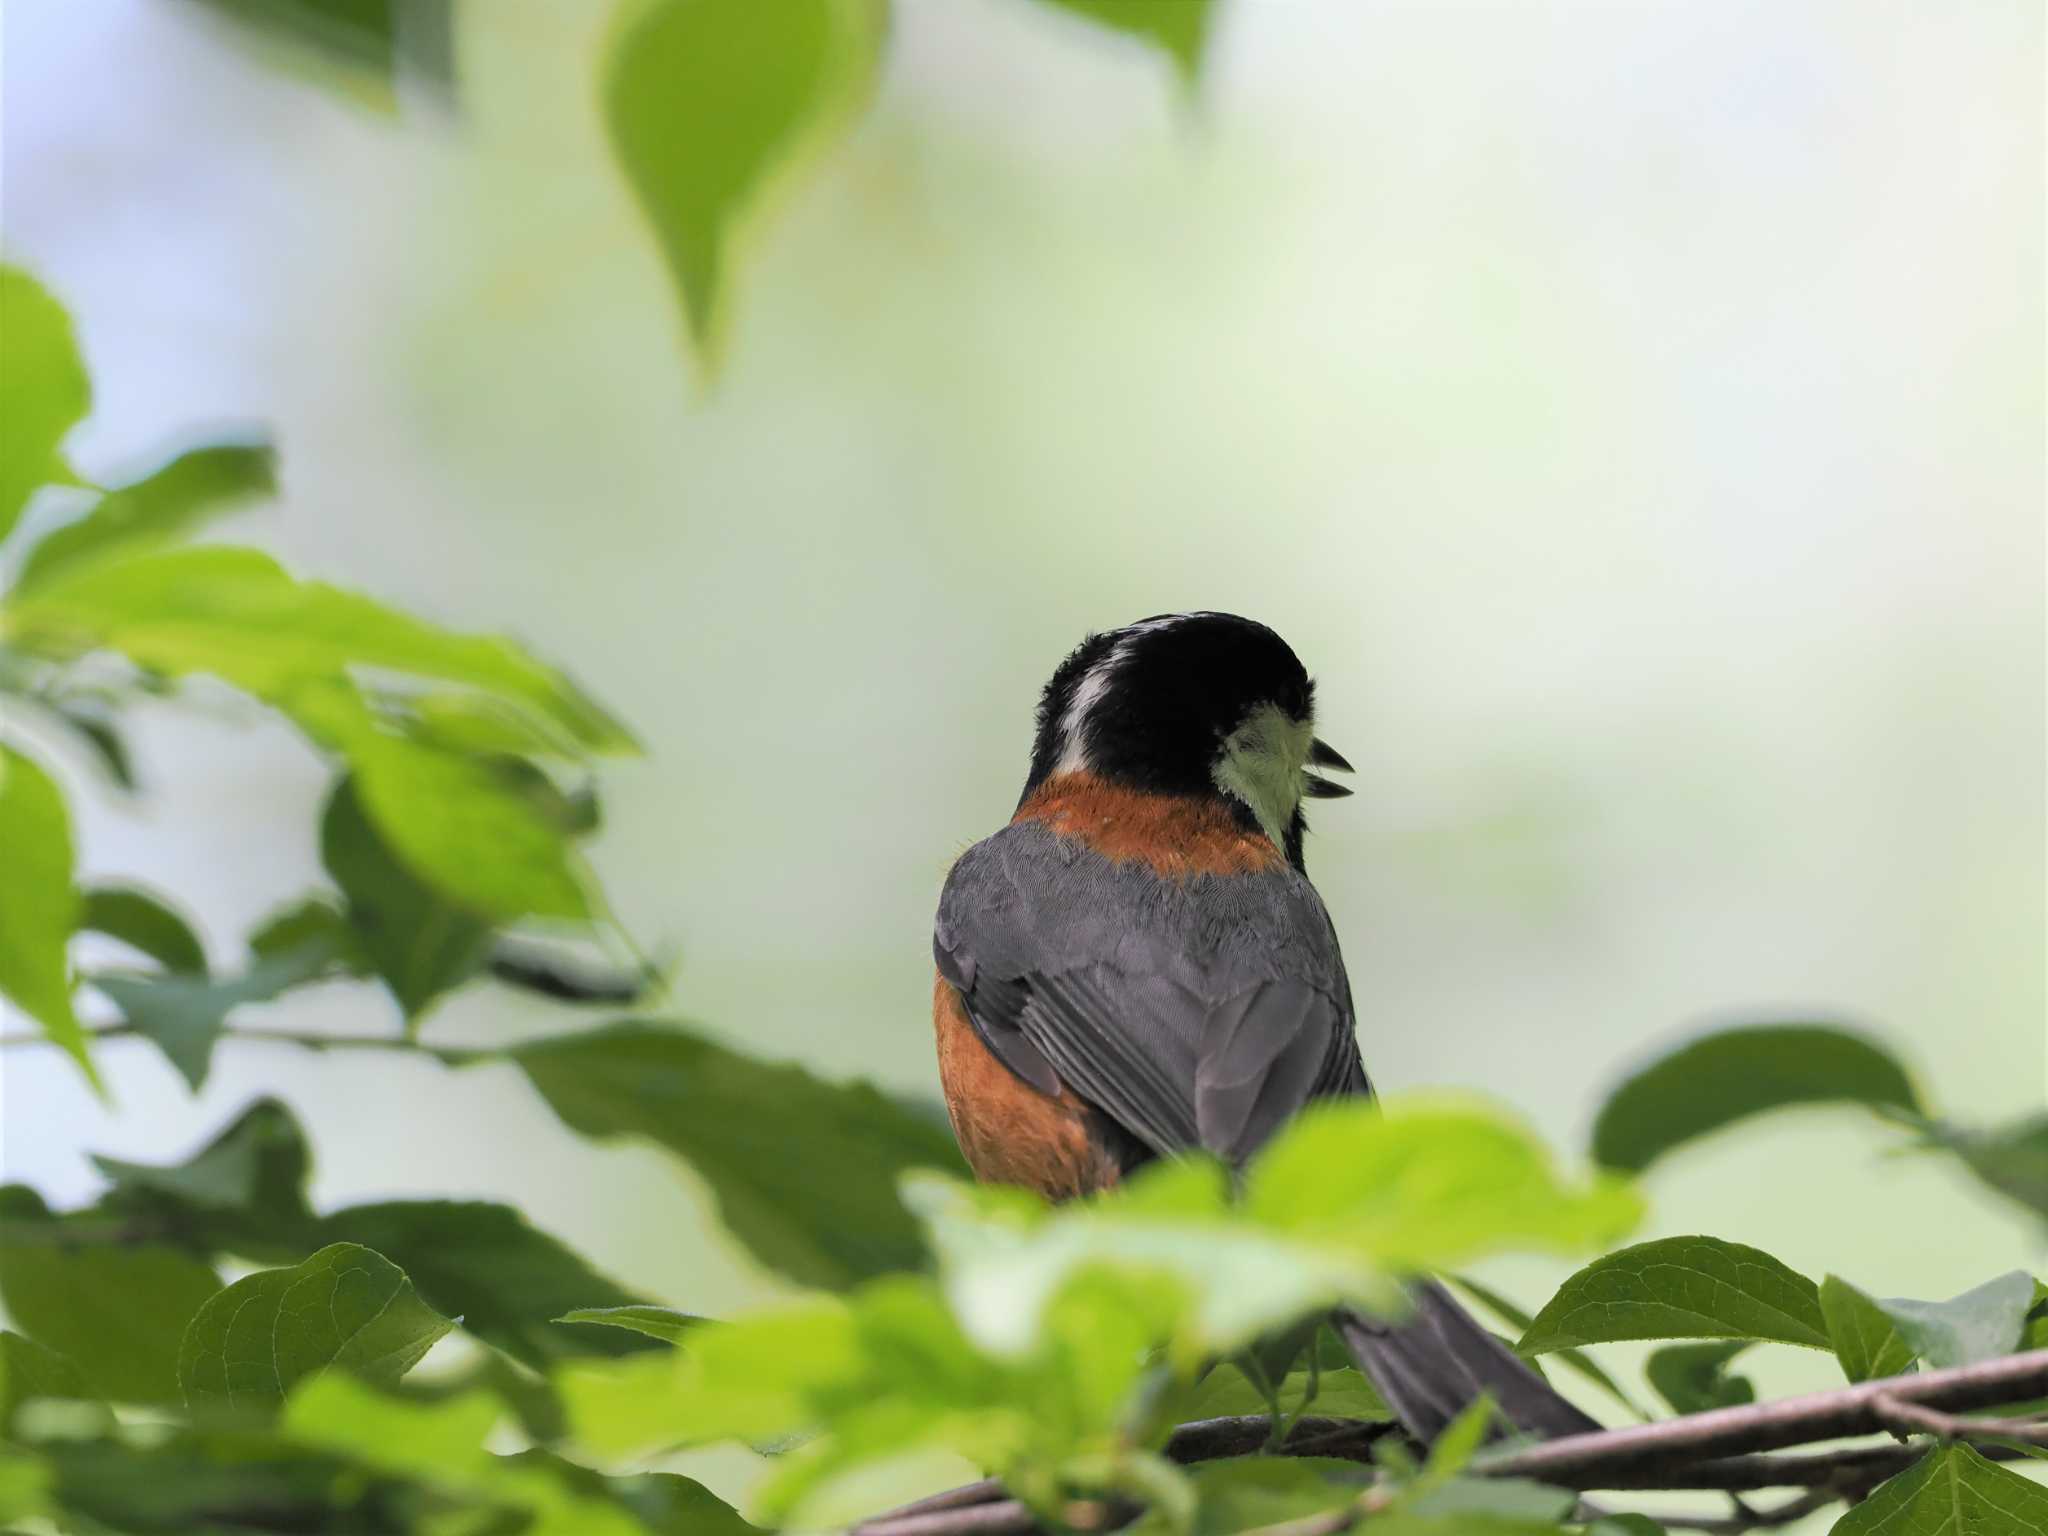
(1306, 737, 1355, 797)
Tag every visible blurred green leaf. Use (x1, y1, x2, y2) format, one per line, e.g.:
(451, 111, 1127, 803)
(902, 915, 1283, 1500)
(1590, 1024, 1920, 1174)
(1911, 1114, 2048, 1223)
(911, 1102, 1635, 1373)
(36, 1431, 404, 1536)
(320, 774, 491, 1021)
(13, 440, 276, 594)
(186, 0, 456, 111)
(1401, 1476, 1577, 1527)
(94, 943, 340, 1090)
(1876, 1271, 2033, 1370)
(0, 745, 96, 1088)
(1447, 1272, 1649, 1419)
(36, 696, 136, 789)
(1820, 1275, 1918, 1384)
(1037, 0, 1216, 84)
(4, 545, 634, 752)
(248, 891, 368, 974)
(604, 0, 885, 374)
(1176, 1359, 1391, 1423)
(1832, 1443, 2048, 1535)
(507, 1021, 967, 1289)
(6, 545, 631, 921)
(93, 1097, 313, 1234)
(178, 1243, 452, 1409)
(0, 266, 89, 541)
(1243, 1098, 1644, 1271)
(318, 1202, 659, 1370)
(1643, 1340, 1754, 1416)
(1586, 1517, 1668, 1536)
(557, 1306, 707, 1347)
(285, 1373, 709, 1536)
(565, 1277, 1058, 1522)
(0, 1186, 221, 1404)
(295, 681, 598, 921)
(87, 1098, 648, 1371)
(1518, 1237, 1829, 1353)
(1125, 1458, 1367, 1536)
(1, 1332, 100, 1433)
(78, 884, 206, 975)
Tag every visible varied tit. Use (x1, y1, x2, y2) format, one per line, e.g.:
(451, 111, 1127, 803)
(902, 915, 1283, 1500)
(932, 610, 1597, 1443)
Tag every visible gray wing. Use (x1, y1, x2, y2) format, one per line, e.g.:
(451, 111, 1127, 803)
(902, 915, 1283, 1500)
(933, 819, 1369, 1166)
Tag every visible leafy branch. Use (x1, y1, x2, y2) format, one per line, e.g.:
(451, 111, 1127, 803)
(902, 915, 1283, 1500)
(853, 1350, 2048, 1534)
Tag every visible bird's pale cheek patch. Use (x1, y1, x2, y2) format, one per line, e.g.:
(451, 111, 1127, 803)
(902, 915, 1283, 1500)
(1212, 705, 1314, 851)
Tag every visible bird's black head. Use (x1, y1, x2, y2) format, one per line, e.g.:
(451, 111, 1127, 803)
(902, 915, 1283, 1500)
(1021, 612, 1352, 867)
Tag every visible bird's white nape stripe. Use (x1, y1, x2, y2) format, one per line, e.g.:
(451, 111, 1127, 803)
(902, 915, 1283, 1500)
(1052, 613, 1211, 774)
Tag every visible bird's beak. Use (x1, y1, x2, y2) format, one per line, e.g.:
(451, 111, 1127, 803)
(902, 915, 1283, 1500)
(1305, 737, 1355, 798)
(1309, 738, 1354, 773)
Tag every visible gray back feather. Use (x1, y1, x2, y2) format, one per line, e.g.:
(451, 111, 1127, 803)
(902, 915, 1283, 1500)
(934, 819, 1369, 1165)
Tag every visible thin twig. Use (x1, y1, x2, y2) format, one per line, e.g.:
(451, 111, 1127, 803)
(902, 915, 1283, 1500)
(1868, 1392, 2048, 1446)
(0, 1021, 470, 1057)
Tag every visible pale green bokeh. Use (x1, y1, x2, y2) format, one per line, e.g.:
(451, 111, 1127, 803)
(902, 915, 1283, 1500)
(2, 1, 2040, 1525)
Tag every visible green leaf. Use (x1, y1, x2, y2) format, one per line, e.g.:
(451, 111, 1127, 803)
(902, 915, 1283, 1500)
(1588, 1518, 1668, 1536)
(1243, 1097, 1644, 1271)
(78, 884, 206, 975)
(0, 1186, 221, 1404)
(248, 892, 368, 974)
(185, 0, 457, 111)
(1832, 1443, 2048, 1535)
(1125, 1458, 1368, 1536)
(0, 746, 96, 1088)
(320, 775, 491, 1021)
(316, 1202, 660, 1370)
(1448, 1272, 1649, 1418)
(1877, 1271, 2034, 1371)
(0, 266, 90, 540)
(1912, 1114, 2048, 1223)
(1037, 0, 1216, 84)
(1178, 1360, 1391, 1423)
(1591, 1023, 1921, 1173)
(36, 696, 135, 789)
(283, 1374, 703, 1536)
(38, 1432, 388, 1536)
(557, 1306, 707, 1347)
(93, 1097, 313, 1231)
(94, 943, 339, 1090)
(13, 439, 276, 592)
(1518, 1236, 1830, 1353)
(177, 1243, 452, 1409)
(506, 1021, 967, 1289)
(1821, 1275, 1919, 1384)
(604, 0, 884, 374)
(294, 681, 597, 921)
(5, 545, 634, 753)
(1, 1331, 99, 1432)
(1643, 1340, 1755, 1415)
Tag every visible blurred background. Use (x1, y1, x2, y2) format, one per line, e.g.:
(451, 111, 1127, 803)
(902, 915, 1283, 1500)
(3, 0, 2042, 1511)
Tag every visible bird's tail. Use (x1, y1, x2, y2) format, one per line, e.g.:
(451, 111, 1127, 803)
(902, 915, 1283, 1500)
(1338, 1280, 1600, 1443)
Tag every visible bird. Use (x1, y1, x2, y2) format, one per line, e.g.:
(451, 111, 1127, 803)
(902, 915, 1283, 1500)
(931, 611, 1597, 1443)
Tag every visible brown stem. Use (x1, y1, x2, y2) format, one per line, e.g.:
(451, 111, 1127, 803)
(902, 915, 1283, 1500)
(1475, 1346, 2048, 1488)
(1868, 1392, 2048, 1446)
